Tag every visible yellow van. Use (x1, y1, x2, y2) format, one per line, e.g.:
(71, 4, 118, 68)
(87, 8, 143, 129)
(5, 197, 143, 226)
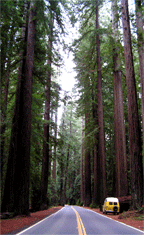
(102, 197, 120, 215)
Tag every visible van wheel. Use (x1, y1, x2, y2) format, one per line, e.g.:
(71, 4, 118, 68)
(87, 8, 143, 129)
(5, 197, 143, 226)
(113, 206, 118, 212)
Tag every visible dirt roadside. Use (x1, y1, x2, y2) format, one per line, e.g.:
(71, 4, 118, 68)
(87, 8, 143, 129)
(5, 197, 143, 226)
(1, 207, 62, 234)
(1, 206, 144, 234)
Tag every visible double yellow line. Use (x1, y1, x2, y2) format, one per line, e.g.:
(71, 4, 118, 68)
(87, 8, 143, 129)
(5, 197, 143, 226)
(71, 206, 87, 235)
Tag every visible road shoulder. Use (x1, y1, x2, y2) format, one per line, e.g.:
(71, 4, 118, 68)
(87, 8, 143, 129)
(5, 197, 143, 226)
(83, 207, 144, 232)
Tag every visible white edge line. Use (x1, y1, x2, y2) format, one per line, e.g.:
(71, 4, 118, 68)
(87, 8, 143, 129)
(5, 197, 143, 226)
(16, 207, 65, 235)
(80, 207, 144, 234)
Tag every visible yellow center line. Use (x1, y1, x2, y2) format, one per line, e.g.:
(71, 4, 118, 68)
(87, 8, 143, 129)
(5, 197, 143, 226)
(71, 206, 87, 235)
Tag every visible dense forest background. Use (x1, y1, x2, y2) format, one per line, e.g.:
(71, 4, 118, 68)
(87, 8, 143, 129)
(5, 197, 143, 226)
(1, 0, 143, 216)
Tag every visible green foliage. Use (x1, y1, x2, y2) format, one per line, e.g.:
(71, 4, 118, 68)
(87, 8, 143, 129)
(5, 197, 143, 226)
(56, 97, 82, 205)
(76, 199, 83, 206)
(89, 203, 97, 208)
(73, 0, 142, 201)
(1, 0, 142, 212)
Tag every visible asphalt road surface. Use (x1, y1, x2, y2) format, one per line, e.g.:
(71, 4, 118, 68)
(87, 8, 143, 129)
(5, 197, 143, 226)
(17, 205, 143, 235)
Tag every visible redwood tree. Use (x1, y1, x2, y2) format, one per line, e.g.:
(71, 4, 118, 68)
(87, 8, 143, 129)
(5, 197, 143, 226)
(84, 111, 91, 206)
(80, 117, 84, 203)
(63, 107, 72, 204)
(121, 0, 143, 208)
(40, 17, 53, 208)
(112, 0, 128, 197)
(40, 0, 64, 208)
(59, 104, 66, 205)
(95, 0, 107, 204)
(1, 0, 26, 194)
(52, 87, 59, 182)
(135, 0, 144, 163)
(92, 90, 98, 205)
(2, 1, 36, 215)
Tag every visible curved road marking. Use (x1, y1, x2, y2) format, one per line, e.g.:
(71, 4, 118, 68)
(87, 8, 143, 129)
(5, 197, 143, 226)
(71, 206, 87, 235)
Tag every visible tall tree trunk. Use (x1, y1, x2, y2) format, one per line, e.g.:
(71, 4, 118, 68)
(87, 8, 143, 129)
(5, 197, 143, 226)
(52, 109, 57, 182)
(60, 107, 66, 206)
(121, 0, 143, 208)
(1, 68, 10, 193)
(52, 159, 56, 182)
(135, 0, 144, 171)
(40, 11, 54, 209)
(91, 80, 98, 205)
(41, 62, 51, 209)
(95, 1, 107, 204)
(81, 117, 84, 203)
(51, 110, 57, 205)
(84, 111, 91, 206)
(63, 109, 72, 204)
(14, 2, 36, 215)
(52, 84, 59, 183)
(112, 0, 128, 197)
(1, 9, 22, 194)
(2, 20, 28, 213)
(2, 2, 36, 215)
(41, 51, 52, 208)
(1, 43, 13, 176)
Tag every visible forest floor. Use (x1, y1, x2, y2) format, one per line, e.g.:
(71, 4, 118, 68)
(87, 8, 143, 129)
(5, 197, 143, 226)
(1, 206, 144, 234)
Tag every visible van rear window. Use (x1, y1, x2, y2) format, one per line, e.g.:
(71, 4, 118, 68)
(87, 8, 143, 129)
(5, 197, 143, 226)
(108, 202, 118, 205)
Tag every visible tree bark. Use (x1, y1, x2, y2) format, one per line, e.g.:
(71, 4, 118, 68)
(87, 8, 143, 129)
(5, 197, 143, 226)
(1, 33, 13, 173)
(121, 0, 143, 208)
(52, 109, 57, 182)
(91, 81, 98, 205)
(63, 109, 72, 204)
(135, 0, 144, 172)
(95, 1, 107, 204)
(41, 49, 52, 208)
(41, 83, 51, 208)
(14, 2, 36, 215)
(112, 0, 128, 197)
(2, 23, 27, 212)
(2, 2, 36, 215)
(60, 107, 66, 206)
(84, 111, 91, 206)
(40, 8, 54, 208)
(81, 116, 84, 203)
(1, 3, 25, 193)
(52, 84, 59, 183)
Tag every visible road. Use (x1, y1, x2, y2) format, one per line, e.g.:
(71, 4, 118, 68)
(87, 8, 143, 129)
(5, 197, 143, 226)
(17, 205, 143, 235)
